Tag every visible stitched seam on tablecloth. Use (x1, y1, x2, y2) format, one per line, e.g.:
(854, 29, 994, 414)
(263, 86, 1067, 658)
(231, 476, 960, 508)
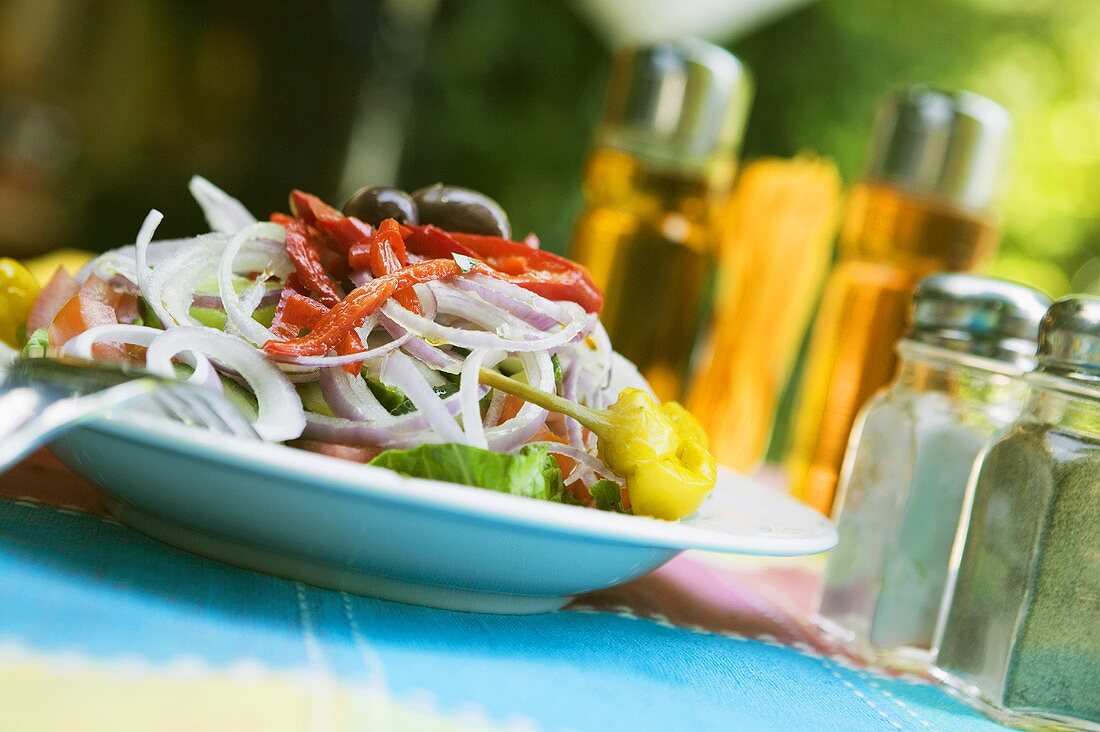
(295, 582, 337, 732)
(569, 601, 931, 689)
(0, 500, 541, 731)
(0, 499, 927, 730)
(820, 657, 907, 731)
(862, 674, 938, 731)
(340, 591, 389, 691)
(746, 575, 929, 686)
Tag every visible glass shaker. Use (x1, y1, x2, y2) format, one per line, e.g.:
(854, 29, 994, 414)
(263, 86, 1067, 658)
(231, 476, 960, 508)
(569, 39, 753, 401)
(816, 274, 1051, 670)
(934, 296, 1100, 731)
(788, 87, 1010, 515)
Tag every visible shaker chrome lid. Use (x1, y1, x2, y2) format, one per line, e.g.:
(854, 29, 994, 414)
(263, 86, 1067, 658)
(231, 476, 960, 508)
(597, 39, 753, 170)
(1037, 296, 1100, 379)
(866, 86, 1011, 211)
(908, 273, 1051, 369)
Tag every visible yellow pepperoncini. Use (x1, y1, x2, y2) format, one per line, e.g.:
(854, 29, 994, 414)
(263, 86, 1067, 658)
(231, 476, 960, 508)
(479, 371, 718, 520)
(0, 258, 41, 348)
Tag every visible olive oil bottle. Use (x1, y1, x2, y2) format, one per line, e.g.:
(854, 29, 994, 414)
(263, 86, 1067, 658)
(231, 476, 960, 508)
(569, 40, 752, 401)
(788, 87, 1009, 515)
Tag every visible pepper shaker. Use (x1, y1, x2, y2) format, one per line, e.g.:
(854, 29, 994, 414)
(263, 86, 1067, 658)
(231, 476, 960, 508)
(933, 296, 1100, 730)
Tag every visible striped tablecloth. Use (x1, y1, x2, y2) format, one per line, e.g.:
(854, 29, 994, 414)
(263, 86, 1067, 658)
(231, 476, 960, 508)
(0, 450, 1008, 731)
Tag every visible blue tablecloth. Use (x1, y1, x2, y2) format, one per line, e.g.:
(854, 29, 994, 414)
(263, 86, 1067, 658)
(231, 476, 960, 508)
(0, 498, 1009, 731)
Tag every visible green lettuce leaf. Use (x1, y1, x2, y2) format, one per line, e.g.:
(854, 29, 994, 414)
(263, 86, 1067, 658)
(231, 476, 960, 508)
(589, 479, 630, 513)
(369, 443, 568, 502)
(20, 328, 49, 358)
(362, 373, 459, 416)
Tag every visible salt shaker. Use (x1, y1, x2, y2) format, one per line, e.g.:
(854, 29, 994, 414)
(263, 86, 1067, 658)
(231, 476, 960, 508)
(815, 274, 1050, 669)
(933, 296, 1100, 730)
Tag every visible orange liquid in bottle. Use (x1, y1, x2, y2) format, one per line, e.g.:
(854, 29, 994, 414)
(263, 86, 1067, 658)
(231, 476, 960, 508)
(788, 181, 999, 515)
(569, 147, 734, 401)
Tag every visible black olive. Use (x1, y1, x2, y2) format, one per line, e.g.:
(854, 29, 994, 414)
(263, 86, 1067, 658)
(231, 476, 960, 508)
(412, 183, 511, 239)
(342, 186, 419, 227)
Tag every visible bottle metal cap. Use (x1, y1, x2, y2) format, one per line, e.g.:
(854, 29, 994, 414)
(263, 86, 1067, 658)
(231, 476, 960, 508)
(1037, 296, 1100, 380)
(908, 273, 1051, 370)
(867, 86, 1011, 211)
(597, 39, 753, 171)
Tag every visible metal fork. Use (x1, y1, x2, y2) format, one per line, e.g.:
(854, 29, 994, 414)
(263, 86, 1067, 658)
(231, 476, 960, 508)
(0, 356, 257, 475)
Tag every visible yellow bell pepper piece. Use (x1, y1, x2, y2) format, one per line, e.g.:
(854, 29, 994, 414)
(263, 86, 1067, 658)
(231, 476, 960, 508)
(0, 258, 42, 348)
(478, 371, 718, 520)
(22, 248, 95, 287)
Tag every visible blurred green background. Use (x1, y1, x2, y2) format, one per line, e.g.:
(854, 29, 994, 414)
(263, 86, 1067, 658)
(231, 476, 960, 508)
(0, 0, 1096, 294)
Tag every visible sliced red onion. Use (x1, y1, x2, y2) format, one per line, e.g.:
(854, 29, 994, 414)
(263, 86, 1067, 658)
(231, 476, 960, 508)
(302, 412, 428, 449)
(134, 210, 168, 324)
(304, 376, 481, 447)
(560, 358, 586, 449)
(265, 332, 410, 367)
(145, 327, 305, 442)
(483, 350, 553, 452)
(382, 298, 587, 353)
(429, 283, 540, 335)
(319, 366, 391, 422)
(529, 441, 622, 485)
(377, 313, 462, 373)
(459, 348, 505, 449)
(189, 175, 257, 234)
(415, 282, 438, 319)
(380, 351, 465, 443)
(452, 274, 572, 329)
(191, 287, 281, 311)
(86, 235, 204, 285)
(349, 269, 373, 287)
(218, 222, 291, 345)
(61, 324, 222, 393)
(484, 390, 506, 428)
(145, 235, 284, 332)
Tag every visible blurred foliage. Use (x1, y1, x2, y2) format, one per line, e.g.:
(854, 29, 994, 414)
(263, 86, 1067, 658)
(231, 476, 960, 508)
(398, 0, 607, 251)
(2, 0, 1094, 292)
(402, 0, 1098, 294)
(0, 1, 376, 255)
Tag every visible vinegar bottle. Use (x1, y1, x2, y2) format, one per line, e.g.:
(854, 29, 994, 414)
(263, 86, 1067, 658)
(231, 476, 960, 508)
(788, 87, 1010, 515)
(569, 39, 752, 401)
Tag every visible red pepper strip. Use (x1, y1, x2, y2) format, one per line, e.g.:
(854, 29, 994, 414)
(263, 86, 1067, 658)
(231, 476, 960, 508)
(263, 259, 464, 358)
(348, 219, 421, 314)
(284, 220, 342, 307)
(336, 330, 366, 375)
(270, 212, 295, 226)
(270, 289, 329, 341)
(400, 224, 478, 260)
(290, 190, 372, 253)
(400, 225, 604, 312)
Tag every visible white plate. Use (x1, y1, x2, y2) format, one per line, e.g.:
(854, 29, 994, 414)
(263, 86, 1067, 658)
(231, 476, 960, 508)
(50, 412, 836, 614)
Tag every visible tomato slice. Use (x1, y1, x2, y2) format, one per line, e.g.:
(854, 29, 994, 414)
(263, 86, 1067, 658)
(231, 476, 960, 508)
(27, 267, 79, 334)
(47, 275, 128, 359)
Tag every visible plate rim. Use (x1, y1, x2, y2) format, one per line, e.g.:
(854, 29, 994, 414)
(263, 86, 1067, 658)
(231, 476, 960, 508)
(72, 412, 837, 556)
